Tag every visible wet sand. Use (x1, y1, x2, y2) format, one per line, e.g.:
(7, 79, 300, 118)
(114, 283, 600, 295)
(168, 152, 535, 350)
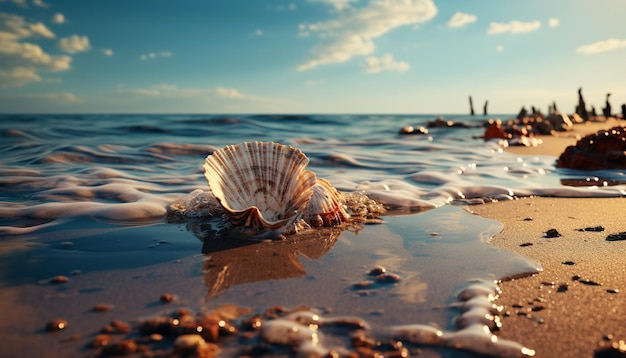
(473, 117, 626, 357)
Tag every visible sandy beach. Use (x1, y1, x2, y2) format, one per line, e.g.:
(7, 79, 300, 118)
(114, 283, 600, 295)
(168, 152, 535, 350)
(472, 117, 626, 357)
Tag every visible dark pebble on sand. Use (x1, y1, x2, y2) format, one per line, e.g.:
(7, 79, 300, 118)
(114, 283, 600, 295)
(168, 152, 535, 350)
(545, 229, 561, 238)
(577, 226, 605, 232)
(50, 275, 69, 284)
(523, 217, 533, 221)
(375, 273, 401, 284)
(562, 260, 576, 265)
(606, 232, 626, 241)
(607, 289, 620, 294)
(557, 284, 569, 292)
(160, 293, 175, 303)
(572, 275, 581, 281)
(353, 281, 373, 290)
(519, 242, 533, 247)
(579, 279, 602, 286)
(46, 319, 68, 332)
(368, 266, 386, 276)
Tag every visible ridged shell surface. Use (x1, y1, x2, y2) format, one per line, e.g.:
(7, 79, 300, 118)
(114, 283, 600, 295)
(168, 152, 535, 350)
(303, 178, 350, 227)
(204, 142, 317, 233)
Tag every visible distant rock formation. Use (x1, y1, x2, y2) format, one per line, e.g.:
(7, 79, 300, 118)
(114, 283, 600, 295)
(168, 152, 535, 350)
(575, 87, 589, 121)
(602, 93, 612, 117)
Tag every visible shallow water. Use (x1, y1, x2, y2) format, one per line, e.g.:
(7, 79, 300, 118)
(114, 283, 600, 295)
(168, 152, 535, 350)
(1, 114, 625, 356)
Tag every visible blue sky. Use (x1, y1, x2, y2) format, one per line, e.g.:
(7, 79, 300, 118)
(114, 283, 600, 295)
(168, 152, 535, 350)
(1, 0, 625, 114)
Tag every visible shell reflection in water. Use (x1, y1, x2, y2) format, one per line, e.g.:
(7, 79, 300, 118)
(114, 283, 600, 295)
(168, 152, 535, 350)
(204, 141, 349, 236)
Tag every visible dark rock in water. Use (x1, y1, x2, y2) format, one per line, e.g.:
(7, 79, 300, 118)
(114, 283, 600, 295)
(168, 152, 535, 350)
(398, 126, 428, 135)
(46, 319, 68, 332)
(606, 232, 626, 241)
(545, 229, 561, 238)
(557, 126, 626, 170)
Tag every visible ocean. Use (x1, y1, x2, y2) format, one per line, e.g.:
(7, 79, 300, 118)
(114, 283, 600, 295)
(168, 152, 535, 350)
(1, 114, 624, 357)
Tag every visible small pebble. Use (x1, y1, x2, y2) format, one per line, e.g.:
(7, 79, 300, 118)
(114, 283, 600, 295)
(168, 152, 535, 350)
(375, 273, 401, 284)
(368, 266, 386, 276)
(91, 334, 111, 348)
(353, 281, 373, 290)
(562, 260, 576, 266)
(519, 242, 533, 247)
(160, 293, 175, 303)
(606, 232, 626, 241)
(100, 340, 137, 356)
(577, 226, 605, 232)
(523, 217, 533, 221)
(557, 284, 568, 292)
(174, 334, 206, 353)
(50, 275, 69, 284)
(572, 275, 581, 281)
(93, 304, 114, 312)
(607, 289, 620, 294)
(579, 279, 602, 286)
(46, 319, 68, 332)
(545, 229, 561, 238)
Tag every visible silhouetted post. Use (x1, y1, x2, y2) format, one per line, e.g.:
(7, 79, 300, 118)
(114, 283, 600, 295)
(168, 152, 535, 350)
(576, 87, 588, 121)
(469, 96, 475, 116)
(483, 100, 488, 116)
(621, 103, 626, 120)
(603, 93, 612, 117)
(591, 106, 597, 117)
(552, 101, 558, 113)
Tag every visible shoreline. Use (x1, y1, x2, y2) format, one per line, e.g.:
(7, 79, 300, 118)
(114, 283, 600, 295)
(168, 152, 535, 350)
(472, 118, 626, 356)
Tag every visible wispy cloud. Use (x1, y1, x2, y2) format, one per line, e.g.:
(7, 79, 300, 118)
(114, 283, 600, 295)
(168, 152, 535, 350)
(487, 20, 541, 35)
(52, 13, 65, 24)
(364, 53, 409, 73)
(308, 0, 357, 11)
(297, 0, 437, 71)
(140, 51, 172, 60)
(119, 83, 286, 104)
(548, 18, 559, 28)
(101, 48, 113, 56)
(32, 0, 48, 8)
(496, 45, 504, 52)
(0, 12, 72, 87)
(447, 12, 477, 29)
(58, 34, 90, 54)
(576, 38, 626, 54)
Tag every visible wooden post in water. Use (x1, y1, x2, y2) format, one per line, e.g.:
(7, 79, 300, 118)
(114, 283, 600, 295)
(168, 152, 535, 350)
(469, 96, 475, 116)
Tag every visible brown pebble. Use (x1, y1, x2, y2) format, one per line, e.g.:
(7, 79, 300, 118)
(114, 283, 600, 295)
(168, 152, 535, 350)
(607, 289, 620, 294)
(174, 334, 206, 353)
(572, 275, 581, 281)
(101, 320, 130, 334)
(523, 217, 533, 221)
(93, 304, 114, 312)
(545, 229, 561, 238)
(46, 319, 68, 332)
(531, 305, 546, 312)
(50, 275, 69, 284)
(353, 281, 373, 290)
(541, 281, 555, 286)
(368, 266, 386, 276)
(160, 293, 175, 303)
(100, 339, 137, 356)
(557, 284, 568, 292)
(375, 273, 401, 284)
(91, 334, 111, 348)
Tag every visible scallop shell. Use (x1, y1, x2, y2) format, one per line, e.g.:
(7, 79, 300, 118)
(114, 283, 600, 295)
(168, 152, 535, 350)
(303, 178, 350, 227)
(204, 142, 317, 234)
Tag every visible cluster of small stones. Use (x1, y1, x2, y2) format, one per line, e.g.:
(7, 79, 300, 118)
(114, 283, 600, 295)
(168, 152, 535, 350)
(557, 126, 626, 170)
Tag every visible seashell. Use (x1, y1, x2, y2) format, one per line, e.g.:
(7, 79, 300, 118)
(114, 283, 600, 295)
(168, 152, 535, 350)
(204, 142, 317, 234)
(303, 178, 350, 227)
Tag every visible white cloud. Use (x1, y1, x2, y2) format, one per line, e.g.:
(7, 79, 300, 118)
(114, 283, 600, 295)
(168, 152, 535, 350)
(487, 20, 541, 35)
(140, 51, 172, 60)
(58, 34, 90, 54)
(298, 0, 437, 71)
(308, 0, 357, 11)
(32, 0, 49, 8)
(364, 53, 409, 73)
(39, 91, 82, 103)
(52, 13, 65, 24)
(576, 38, 626, 55)
(447, 12, 476, 28)
(101, 48, 113, 56)
(548, 18, 559, 28)
(0, 13, 73, 87)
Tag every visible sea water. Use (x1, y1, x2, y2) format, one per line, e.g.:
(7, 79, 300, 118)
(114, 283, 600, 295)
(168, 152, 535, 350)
(1, 114, 624, 357)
